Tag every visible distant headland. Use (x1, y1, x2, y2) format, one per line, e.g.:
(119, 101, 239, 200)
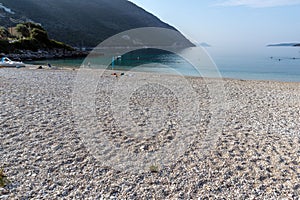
(267, 43, 300, 47)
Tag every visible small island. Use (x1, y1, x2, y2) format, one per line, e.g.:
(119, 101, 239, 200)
(267, 43, 300, 47)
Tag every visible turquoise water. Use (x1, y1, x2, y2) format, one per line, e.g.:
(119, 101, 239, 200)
(29, 58, 84, 68)
(210, 47, 300, 82)
(29, 47, 300, 82)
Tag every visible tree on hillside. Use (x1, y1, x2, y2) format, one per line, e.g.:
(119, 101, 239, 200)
(15, 24, 30, 38)
(31, 28, 49, 43)
(24, 22, 45, 31)
(0, 26, 11, 39)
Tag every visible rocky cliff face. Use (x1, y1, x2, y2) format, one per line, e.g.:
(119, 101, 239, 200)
(0, 0, 191, 47)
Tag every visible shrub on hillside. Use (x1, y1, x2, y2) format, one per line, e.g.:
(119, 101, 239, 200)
(31, 28, 49, 43)
(15, 24, 30, 38)
(12, 38, 42, 51)
(0, 26, 12, 39)
(50, 40, 74, 51)
(24, 22, 45, 31)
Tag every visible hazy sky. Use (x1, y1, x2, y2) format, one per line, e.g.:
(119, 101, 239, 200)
(129, 0, 300, 54)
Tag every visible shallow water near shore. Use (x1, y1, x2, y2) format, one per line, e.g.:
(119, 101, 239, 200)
(28, 47, 300, 82)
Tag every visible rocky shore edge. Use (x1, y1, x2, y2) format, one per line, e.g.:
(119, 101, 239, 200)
(0, 49, 89, 61)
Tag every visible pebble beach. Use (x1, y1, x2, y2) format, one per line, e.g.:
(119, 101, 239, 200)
(1, 67, 300, 199)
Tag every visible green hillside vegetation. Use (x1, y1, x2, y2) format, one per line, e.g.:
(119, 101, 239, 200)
(0, 26, 12, 39)
(0, 22, 73, 53)
(0, 27, 13, 53)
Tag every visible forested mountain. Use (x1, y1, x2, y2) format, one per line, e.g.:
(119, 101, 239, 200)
(0, 0, 192, 47)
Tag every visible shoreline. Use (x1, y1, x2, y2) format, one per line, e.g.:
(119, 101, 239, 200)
(19, 64, 300, 84)
(1, 50, 89, 62)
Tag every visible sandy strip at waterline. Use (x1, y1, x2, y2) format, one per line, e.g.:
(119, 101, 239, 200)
(1, 67, 300, 199)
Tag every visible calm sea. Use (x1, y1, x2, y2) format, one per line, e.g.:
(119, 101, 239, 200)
(29, 47, 300, 82)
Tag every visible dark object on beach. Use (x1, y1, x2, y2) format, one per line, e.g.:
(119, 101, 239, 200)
(121, 73, 125, 76)
(0, 168, 9, 188)
(48, 63, 52, 68)
(149, 165, 159, 173)
(37, 66, 43, 69)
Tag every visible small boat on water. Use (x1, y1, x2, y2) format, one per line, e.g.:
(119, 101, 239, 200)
(0, 57, 26, 68)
